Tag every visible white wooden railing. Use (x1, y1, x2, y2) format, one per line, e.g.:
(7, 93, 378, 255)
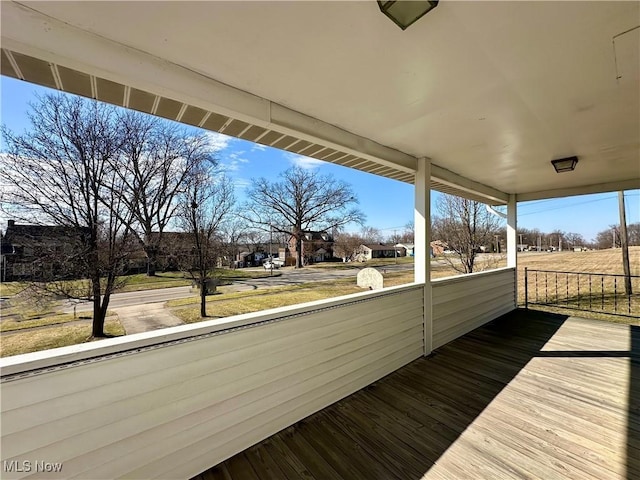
(1, 284, 424, 479)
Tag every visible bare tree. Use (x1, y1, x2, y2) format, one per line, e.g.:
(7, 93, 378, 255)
(548, 229, 566, 251)
(0, 94, 134, 337)
(244, 166, 363, 268)
(595, 225, 620, 249)
(360, 226, 384, 244)
(221, 218, 249, 267)
(396, 221, 415, 244)
(433, 194, 503, 274)
(242, 230, 269, 254)
(629, 223, 640, 246)
(178, 161, 235, 317)
(333, 231, 365, 261)
(114, 112, 211, 276)
(564, 232, 586, 250)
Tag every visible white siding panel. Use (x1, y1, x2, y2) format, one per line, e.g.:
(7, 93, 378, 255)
(432, 268, 516, 349)
(161, 347, 422, 480)
(3, 302, 423, 436)
(0, 285, 424, 480)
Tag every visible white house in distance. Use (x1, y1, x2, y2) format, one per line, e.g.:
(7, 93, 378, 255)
(356, 244, 406, 261)
(396, 243, 415, 256)
(0, 2, 638, 479)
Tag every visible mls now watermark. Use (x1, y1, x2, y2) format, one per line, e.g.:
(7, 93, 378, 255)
(3, 460, 63, 473)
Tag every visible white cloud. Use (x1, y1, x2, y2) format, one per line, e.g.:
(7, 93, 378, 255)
(220, 161, 240, 173)
(228, 152, 250, 163)
(251, 144, 267, 152)
(220, 151, 251, 173)
(286, 153, 324, 170)
(205, 132, 234, 152)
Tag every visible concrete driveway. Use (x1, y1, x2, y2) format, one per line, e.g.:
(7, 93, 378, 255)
(114, 303, 184, 334)
(61, 286, 195, 334)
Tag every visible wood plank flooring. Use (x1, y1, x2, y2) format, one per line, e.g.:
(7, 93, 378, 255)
(192, 309, 639, 480)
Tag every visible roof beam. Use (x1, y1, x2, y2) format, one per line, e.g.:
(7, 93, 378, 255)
(268, 104, 416, 173)
(517, 178, 640, 202)
(431, 164, 509, 204)
(1, 1, 415, 175)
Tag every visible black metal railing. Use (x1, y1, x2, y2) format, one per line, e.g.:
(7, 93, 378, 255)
(524, 268, 640, 318)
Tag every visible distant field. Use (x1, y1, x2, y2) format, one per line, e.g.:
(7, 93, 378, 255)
(427, 246, 640, 278)
(516, 247, 640, 322)
(517, 246, 640, 275)
(393, 247, 640, 322)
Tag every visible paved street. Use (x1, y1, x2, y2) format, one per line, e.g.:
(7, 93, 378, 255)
(54, 263, 415, 334)
(63, 263, 414, 313)
(62, 286, 195, 314)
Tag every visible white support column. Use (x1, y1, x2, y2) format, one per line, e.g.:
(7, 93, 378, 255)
(506, 194, 518, 307)
(414, 157, 432, 356)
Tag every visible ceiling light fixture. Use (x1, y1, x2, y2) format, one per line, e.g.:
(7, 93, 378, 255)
(551, 156, 579, 173)
(377, 1, 439, 30)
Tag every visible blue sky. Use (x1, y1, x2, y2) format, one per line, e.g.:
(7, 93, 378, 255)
(1, 76, 638, 242)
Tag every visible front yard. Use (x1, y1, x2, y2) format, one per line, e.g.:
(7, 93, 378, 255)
(2, 249, 637, 357)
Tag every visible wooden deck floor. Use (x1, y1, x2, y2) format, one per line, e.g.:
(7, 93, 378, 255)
(192, 309, 639, 480)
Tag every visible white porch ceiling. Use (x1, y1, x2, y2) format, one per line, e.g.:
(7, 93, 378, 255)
(1, 1, 639, 203)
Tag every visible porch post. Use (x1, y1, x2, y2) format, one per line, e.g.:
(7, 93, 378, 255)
(507, 194, 518, 307)
(414, 157, 432, 356)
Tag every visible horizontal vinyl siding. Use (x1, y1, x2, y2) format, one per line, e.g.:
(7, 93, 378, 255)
(432, 268, 516, 349)
(1, 285, 424, 480)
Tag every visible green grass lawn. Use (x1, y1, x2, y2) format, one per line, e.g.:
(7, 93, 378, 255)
(172, 280, 364, 323)
(0, 317, 125, 357)
(0, 269, 281, 298)
(0, 309, 118, 332)
(1, 312, 88, 332)
(117, 271, 192, 292)
(3, 258, 636, 358)
(0, 282, 26, 297)
(169, 270, 418, 323)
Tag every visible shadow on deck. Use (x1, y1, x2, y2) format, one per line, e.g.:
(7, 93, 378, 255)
(193, 309, 639, 479)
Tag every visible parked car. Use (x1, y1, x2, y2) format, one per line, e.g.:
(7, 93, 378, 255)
(263, 261, 279, 270)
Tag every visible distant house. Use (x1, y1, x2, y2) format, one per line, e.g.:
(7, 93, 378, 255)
(277, 247, 295, 266)
(396, 243, 414, 257)
(130, 231, 233, 272)
(236, 250, 267, 268)
(356, 244, 405, 262)
(288, 231, 334, 264)
(430, 240, 448, 257)
(126, 231, 196, 273)
(1, 220, 88, 281)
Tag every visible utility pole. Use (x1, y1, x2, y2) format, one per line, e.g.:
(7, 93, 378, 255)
(269, 224, 273, 277)
(618, 191, 632, 295)
(394, 229, 398, 264)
